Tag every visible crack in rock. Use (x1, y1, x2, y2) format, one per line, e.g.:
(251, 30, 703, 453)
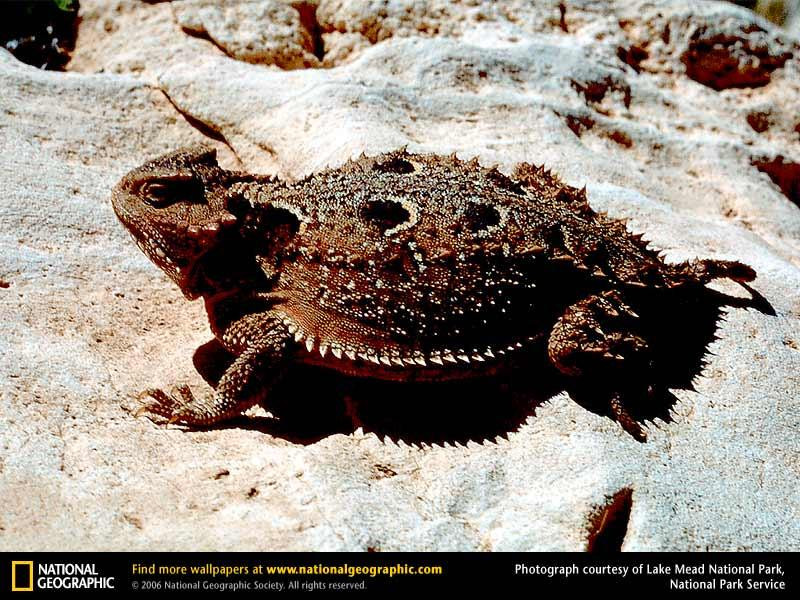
(752, 155, 800, 208)
(172, 0, 322, 69)
(586, 487, 633, 552)
(291, 1, 325, 62)
(159, 89, 242, 164)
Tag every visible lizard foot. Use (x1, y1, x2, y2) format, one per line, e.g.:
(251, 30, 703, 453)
(135, 385, 213, 426)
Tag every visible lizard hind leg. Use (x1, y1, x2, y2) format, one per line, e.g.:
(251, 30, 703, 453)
(677, 259, 756, 285)
(547, 290, 652, 441)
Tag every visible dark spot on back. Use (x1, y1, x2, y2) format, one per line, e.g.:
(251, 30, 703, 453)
(464, 202, 501, 233)
(373, 156, 416, 174)
(485, 169, 526, 195)
(261, 204, 300, 236)
(361, 198, 411, 232)
(240, 204, 301, 265)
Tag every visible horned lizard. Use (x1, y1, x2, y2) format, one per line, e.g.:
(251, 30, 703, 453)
(111, 146, 756, 441)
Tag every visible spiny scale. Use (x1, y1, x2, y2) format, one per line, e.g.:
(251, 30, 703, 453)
(283, 314, 529, 366)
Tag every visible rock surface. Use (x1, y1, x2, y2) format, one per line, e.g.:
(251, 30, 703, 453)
(173, 0, 322, 69)
(1, 0, 799, 551)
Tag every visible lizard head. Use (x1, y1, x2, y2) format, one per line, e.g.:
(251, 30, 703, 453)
(111, 146, 240, 299)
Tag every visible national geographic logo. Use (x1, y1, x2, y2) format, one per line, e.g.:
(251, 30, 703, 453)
(11, 562, 33, 592)
(11, 561, 115, 592)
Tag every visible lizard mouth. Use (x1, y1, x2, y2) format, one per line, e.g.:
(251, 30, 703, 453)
(177, 261, 205, 300)
(126, 231, 203, 299)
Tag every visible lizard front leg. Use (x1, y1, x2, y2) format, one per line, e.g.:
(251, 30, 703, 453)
(138, 310, 291, 426)
(547, 290, 651, 441)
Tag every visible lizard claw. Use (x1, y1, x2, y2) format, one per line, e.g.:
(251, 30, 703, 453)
(134, 387, 192, 424)
(134, 384, 218, 426)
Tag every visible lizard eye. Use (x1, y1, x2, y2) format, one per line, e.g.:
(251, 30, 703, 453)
(139, 175, 204, 208)
(143, 182, 174, 207)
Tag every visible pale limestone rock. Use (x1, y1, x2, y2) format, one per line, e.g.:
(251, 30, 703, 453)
(66, 0, 206, 79)
(173, 0, 321, 69)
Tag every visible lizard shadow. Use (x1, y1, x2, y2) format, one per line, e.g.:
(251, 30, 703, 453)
(192, 286, 773, 445)
(194, 339, 558, 446)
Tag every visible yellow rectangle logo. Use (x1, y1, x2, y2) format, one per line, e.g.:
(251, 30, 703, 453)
(11, 561, 33, 592)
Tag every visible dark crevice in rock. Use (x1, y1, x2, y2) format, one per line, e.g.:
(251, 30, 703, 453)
(607, 130, 633, 147)
(159, 89, 242, 164)
(571, 76, 632, 109)
(661, 23, 671, 45)
(179, 25, 235, 60)
(681, 27, 792, 90)
(617, 44, 648, 73)
(746, 111, 771, 133)
(558, 2, 568, 33)
(560, 112, 595, 137)
(292, 1, 325, 62)
(586, 487, 633, 553)
(753, 156, 800, 207)
(372, 464, 397, 479)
